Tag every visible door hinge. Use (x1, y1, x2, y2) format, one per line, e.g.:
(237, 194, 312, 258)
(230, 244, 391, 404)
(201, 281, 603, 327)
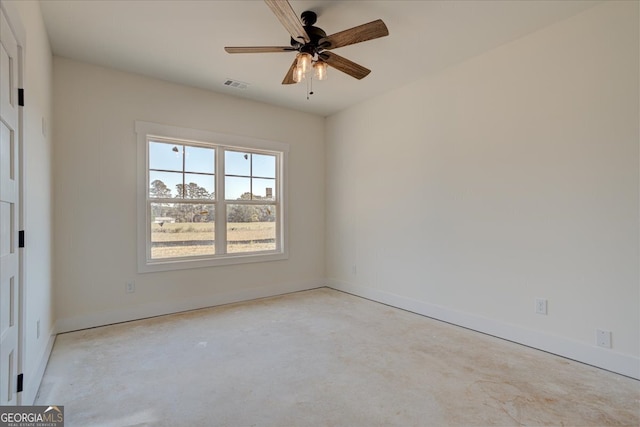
(17, 373, 23, 393)
(18, 88, 24, 107)
(19, 230, 24, 248)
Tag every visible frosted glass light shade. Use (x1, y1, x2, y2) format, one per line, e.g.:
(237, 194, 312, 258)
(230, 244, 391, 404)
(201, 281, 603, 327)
(293, 66, 304, 83)
(314, 61, 327, 80)
(296, 52, 312, 74)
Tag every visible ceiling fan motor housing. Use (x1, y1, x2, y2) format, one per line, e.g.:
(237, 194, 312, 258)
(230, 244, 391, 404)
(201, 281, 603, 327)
(290, 11, 327, 55)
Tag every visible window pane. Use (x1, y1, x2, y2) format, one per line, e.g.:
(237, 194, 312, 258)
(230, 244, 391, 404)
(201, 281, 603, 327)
(185, 146, 214, 174)
(184, 174, 215, 199)
(253, 154, 276, 178)
(149, 171, 182, 198)
(252, 178, 276, 200)
(149, 141, 183, 171)
(227, 205, 276, 253)
(225, 176, 250, 200)
(150, 203, 214, 259)
(225, 151, 250, 176)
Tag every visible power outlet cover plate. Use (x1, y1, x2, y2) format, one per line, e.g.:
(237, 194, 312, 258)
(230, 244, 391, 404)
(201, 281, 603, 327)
(596, 329, 612, 348)
(535, 298, 548, 315)
(126, 282, 135, 293)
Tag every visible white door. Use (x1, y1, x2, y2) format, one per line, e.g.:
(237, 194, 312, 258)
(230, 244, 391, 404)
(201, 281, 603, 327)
(0, 5, 21, 406)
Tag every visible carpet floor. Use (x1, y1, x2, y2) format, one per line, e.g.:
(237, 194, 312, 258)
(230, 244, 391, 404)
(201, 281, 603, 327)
(36, 288, 639, 426)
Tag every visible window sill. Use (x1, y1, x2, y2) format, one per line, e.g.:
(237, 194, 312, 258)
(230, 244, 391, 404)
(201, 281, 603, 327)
(138, 250, 289, 273)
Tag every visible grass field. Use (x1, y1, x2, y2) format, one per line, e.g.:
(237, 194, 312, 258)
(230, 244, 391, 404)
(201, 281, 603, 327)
(151, 222, 276, 258)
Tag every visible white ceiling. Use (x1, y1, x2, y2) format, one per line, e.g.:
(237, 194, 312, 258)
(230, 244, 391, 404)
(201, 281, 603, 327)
(40, 0, 600, 117)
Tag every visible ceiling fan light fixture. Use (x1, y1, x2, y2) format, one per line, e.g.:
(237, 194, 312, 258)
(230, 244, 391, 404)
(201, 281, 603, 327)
(296, 52, 312, 74)
(293, 65, 304, 83)
(313, 61, 327, 81)
(225, 1, 390, 90)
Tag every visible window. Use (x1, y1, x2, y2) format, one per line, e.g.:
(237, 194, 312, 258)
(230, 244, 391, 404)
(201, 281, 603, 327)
(136, 122, 288, 272)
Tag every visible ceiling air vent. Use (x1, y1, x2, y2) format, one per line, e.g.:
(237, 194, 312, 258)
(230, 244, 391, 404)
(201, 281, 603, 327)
(223, 79, 249, 90)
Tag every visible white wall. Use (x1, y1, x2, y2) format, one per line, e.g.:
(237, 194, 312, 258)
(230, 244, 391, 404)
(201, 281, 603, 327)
(4, 0, 55, 404)
(53, 58, 325, 332)
(326, 1, 639, 378)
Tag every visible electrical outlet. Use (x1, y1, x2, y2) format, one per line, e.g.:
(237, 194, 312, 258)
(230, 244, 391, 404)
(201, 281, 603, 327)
(535, 298, 547, 315)
(126, 281, 135, 293)
(596, 329, 611, 348)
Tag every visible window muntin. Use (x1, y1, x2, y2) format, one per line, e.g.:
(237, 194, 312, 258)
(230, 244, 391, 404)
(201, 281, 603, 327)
(225, 151, 276, 201)
(148, 142, 279, 260)
(223, 151, 277, 255)
(149, 141, 215, 200)
(137, 121, 288, 272)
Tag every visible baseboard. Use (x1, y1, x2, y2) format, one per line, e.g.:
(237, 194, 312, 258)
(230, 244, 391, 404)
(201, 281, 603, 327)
(52, 277, 640, 379)
(22, 331, 56, 405)
(327, 279, 640, 380)
(55, 279, 325, 333)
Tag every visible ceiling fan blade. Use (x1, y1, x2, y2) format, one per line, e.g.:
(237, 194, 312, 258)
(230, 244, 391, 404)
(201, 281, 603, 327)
(320, 19, 389, 50)
(319, 51, 371, 80)
(282, 58, 298, 85)
(264, 0, 310, 44)
(225, 46, 297, 54)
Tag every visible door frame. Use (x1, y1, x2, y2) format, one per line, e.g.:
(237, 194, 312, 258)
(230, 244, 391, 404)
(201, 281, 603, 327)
(0, 0, 26, 406)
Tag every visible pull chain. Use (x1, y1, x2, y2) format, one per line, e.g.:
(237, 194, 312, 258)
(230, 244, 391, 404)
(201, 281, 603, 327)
(306, 75, 314, 100)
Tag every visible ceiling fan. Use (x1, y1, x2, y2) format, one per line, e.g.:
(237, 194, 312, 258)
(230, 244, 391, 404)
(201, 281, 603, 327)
(225, 0, 389, 85)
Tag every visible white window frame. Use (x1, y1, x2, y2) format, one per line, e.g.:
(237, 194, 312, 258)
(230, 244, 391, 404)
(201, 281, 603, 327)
(136, 121, 289, 273)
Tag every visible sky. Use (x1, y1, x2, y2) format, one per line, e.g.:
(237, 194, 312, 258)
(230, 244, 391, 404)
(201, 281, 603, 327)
(149, 140, 276, 200)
